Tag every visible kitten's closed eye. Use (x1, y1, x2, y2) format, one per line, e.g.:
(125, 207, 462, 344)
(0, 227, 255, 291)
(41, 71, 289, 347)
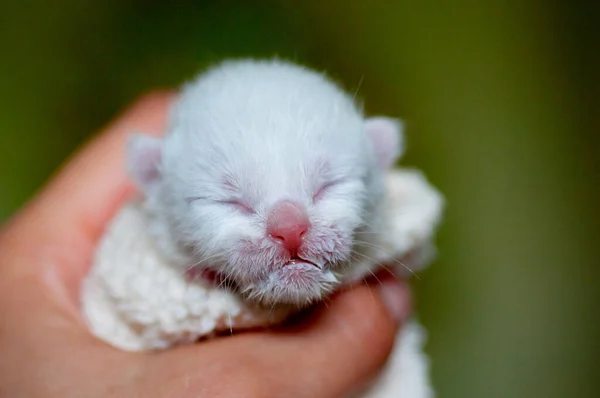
(312, 179, 347, 202)
(215, 199, 255, 214)
(187, 196, 255, 215)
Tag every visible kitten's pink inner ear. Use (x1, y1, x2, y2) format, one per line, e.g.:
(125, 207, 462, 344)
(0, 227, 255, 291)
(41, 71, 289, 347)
(364, 117, 404, 169)
(126, 134, 163, 195)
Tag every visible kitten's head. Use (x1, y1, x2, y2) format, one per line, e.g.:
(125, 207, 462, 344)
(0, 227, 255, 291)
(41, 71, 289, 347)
(127, 59, 403, 306)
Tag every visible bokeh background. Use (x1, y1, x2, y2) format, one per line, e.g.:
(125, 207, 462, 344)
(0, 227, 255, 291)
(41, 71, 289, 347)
(1, 1, 598, 396)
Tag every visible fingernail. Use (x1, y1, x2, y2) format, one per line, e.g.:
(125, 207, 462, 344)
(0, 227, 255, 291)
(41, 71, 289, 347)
(375, 274, 412, 324)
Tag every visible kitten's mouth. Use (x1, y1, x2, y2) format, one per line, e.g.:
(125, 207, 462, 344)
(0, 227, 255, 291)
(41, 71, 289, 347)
(187, 257, 323, 288)
(187, 258, 337, 307)
(284, 257, 321, 269)
(253, 260, 338, 306)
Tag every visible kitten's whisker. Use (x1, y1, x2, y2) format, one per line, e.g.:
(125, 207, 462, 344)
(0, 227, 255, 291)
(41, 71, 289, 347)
(352, 74, 365, 102)
(351, 248, 419, 280)
(180, 250, 228, 276)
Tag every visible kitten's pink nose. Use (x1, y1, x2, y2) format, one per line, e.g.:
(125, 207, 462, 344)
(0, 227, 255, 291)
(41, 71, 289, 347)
(267, 200, 310, 253)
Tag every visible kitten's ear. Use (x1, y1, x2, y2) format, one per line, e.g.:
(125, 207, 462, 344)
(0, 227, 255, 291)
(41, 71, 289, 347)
(126, 133, 163, 196)
(364, 117, 404, 169)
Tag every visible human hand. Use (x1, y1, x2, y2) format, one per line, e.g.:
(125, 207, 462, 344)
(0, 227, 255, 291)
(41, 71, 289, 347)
(0, 92, 412, 398)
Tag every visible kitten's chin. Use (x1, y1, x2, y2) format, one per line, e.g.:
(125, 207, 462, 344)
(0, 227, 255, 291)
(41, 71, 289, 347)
(242, 264, 340, 307)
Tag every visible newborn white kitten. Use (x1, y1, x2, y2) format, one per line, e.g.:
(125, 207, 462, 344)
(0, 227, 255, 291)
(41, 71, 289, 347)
(129, 59, 404, 306)
(82, 59, 444, 398)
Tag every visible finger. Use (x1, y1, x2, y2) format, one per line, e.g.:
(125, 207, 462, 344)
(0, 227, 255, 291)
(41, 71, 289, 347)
(149, 274, 410, 398)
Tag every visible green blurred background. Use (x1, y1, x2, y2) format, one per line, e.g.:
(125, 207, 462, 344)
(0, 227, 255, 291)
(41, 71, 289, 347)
(1, 1, 598, 396)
